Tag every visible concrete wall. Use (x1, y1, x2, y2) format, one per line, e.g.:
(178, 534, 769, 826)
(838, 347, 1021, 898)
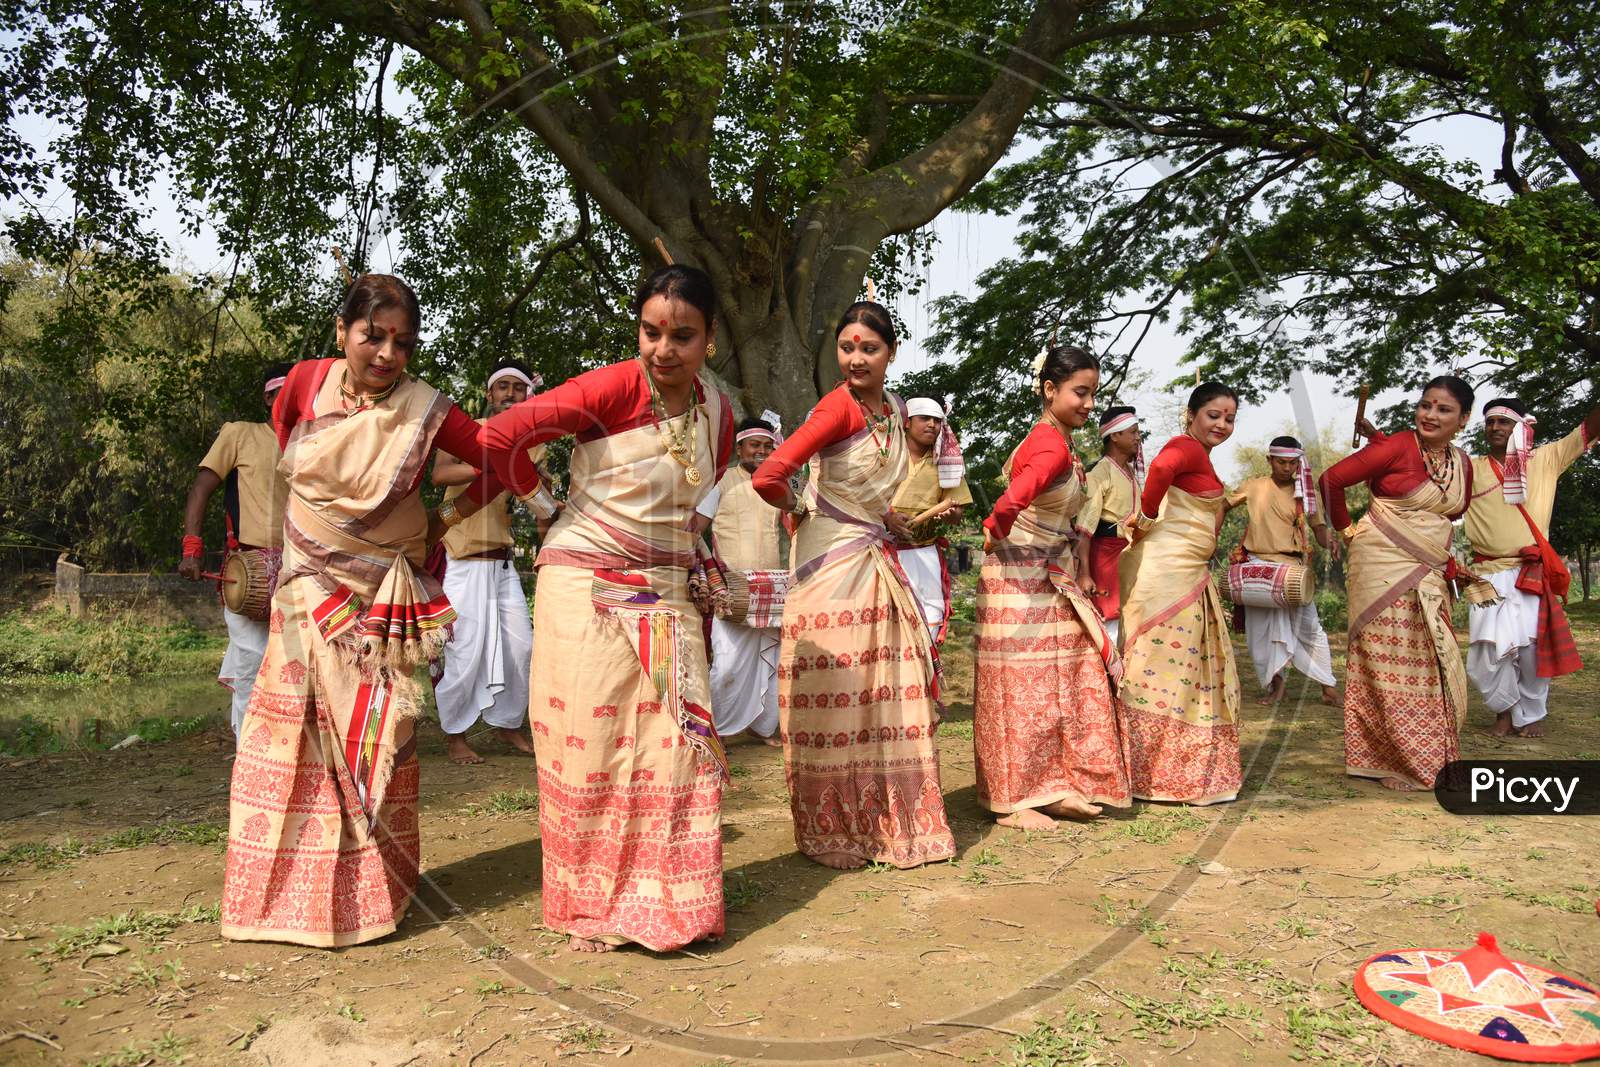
(53, 555, 223, 627)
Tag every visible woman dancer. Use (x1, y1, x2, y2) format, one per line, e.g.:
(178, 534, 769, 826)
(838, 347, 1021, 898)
(223, 274, 503, 947)
(752, 301, 955, 870)
(478, 264, 734, 952)
(1320, 375, 1474, 790)
(976, 346, 1129, 829)
(1116, 382, 1243, 805)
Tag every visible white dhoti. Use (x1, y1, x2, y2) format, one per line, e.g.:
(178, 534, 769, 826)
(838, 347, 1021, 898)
(1467, 567, 1549, 728)
(219, 605, 269, 737)
(896, 544, 948, 639)
(1242, 560, 1336, 689)
(436, 557, 533, 734)
(709, 617, 779, 738)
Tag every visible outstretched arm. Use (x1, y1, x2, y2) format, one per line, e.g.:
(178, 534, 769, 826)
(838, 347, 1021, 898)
(751, 391, 857, 509)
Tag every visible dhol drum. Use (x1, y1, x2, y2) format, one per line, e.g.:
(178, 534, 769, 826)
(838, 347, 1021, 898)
(221, 549, 277, 621)
(1226, 558, 1314, 609)
(717, 569, 790, 630)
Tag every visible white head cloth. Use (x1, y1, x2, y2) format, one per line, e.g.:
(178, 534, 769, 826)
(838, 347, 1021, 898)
(1267, 443, 1318, 516)
(488, 366, 542, 392)
(906, 397, 945, 420)
(1485, 404, 1535, 504)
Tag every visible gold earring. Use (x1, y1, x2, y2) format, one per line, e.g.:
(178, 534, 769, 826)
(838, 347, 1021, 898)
(705, 342, 717, 359)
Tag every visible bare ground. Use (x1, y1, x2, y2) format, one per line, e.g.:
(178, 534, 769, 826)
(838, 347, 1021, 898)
(3, 614, 1598, 1067)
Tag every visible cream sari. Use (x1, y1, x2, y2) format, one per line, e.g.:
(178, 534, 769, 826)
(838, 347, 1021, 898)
(781, 390, 955, 867)
(1344, 448, 1469, 788)
(1116, 483, 1241, 805)
(974, 429, 1128, 813)
(224, 363, 456, 947)
(529, 369, 727, 951)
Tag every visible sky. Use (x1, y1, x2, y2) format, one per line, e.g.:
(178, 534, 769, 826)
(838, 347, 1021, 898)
(6, 83, 1507, 482)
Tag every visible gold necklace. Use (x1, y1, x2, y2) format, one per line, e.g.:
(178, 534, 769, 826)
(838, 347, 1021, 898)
(647, 372, 703, 486)
(339, 367, 398, 411)
(1423, 445, 1454, 490)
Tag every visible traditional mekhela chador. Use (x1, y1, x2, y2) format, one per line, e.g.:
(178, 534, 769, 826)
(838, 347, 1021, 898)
(432, 360, 547, 766)
(1116, 383, 1242, 805)
(1463, 397, 1597, 738)
(180, 362, 292, 736)
(479, 265, 734, 953)
(1073, 404, 1143, 646)
(1224, 436, 1340, 705)
(222, 276, 502, 947)
(753, 300, 955, 870)
(696, 414, 787, 742)
(1321, 375, 1476, 791)
(889, 396, 973, 645)
(976, 346, 1128, 829)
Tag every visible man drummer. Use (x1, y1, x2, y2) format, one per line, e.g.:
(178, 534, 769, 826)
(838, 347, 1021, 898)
(888, 398, 972, 644)
(1074, 405, 1143, 644)
(178, 362, 292, 737)
(1464, 397, 1599, 738)
(694, 415, 785, 744)
(431, 359, 544, 765)
(1224, 436, 1341, 706)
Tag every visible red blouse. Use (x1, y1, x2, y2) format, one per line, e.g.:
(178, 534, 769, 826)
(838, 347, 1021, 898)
(1139, 435, 1223, 519)
(271, 358, 500, 503)
(751, 385, 869, 506)
(1318, 430, 1472, 529)
(984, 423, 1074, 539)
(479, 359, 734, 496)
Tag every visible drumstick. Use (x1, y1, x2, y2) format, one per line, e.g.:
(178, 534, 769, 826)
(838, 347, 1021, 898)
(200, 572, 236, 583)
(1351, 384, 1369, 449)
(331, 245, 353, 287)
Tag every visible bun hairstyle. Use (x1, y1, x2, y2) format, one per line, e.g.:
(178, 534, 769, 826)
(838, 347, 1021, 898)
(1269, 435, 1302, 450)
(1035, 344, 1100, 395)
(632, 264, 718, 329)
(1187, 380, 1239, 414)
(1483, 396, 1527, 418)
(835, 302, 898, 348)
(340, 273, 421, 332)
(1421, 373, 1475, 413)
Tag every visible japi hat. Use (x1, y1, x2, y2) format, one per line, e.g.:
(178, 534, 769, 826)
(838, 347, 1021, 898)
(1354, 932, 1600, 1062)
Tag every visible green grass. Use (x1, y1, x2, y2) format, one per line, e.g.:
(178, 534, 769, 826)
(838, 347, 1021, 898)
(938, 719, 974, 740)
(85, 1030, 189, 1067)
(723, 871, 768, 910)
(466, 788, 539, 816)
(1099, 807, 1208, 845)
(0, 607, 223, 681)
(1008, 1011, 1109, 1066)
(0, 821, 226, 871)
(43, 903, 220, 958)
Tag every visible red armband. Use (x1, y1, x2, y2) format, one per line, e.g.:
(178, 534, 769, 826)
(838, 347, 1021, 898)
(181, 535, 204, 559)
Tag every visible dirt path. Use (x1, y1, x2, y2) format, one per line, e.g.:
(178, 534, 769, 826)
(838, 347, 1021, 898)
(3, 619, 1598, 1066)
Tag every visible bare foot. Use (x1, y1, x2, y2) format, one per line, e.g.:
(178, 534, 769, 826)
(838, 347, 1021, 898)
(811, 852, 866, 870)
(1257, 675, 1285, 706)
(998, 809, 1057, 831)
(1515, 721, 1545, 738)
(761, 735, 783, 747)
(1042, 798, 1102, 820)
(568, 936, 616, 953)
(1485, 711, 1515, 737)
(495, 726, 537, 755)
(445, 735, 485, 765)
(1379, 776, 1419, 792)
(1320, 685, 1341, 706)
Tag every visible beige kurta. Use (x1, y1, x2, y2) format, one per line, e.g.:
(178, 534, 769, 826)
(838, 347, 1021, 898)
(711, 465, 783, 571)
(1466, 424, 1593, 574)
(1226, 476, 1323, 564)
(890, 454, 974, 547)
(1074, 457, 1138, 534)
(200, 421, 288, 549)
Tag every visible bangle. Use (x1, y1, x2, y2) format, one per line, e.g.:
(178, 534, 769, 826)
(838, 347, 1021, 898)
(1128, 510, 1157, 533)
(181, 535, 204, 559)
(438, 499, 464, 528)
(518, 484, 561, 520)
(1340, 525, 1357, 543)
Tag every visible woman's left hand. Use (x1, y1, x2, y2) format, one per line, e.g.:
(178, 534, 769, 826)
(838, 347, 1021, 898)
(982, 527, 993, 554)
(885, 511, 915, 543)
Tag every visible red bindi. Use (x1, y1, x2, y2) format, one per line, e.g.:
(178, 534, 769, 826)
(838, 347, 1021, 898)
(853, 334, 861, 343)
(658, 318, 667, 327)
